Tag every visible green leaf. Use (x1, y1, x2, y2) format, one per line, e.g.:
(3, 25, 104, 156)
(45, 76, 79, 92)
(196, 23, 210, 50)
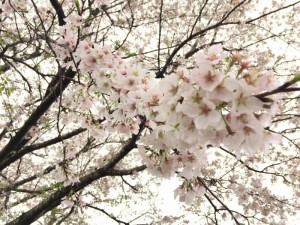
(74, 0, 80, 13)
(292, 73, 300, 82)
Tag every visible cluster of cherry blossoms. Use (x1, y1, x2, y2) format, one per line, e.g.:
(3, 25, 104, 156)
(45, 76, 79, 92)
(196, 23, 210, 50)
(54, 16, 282, 203)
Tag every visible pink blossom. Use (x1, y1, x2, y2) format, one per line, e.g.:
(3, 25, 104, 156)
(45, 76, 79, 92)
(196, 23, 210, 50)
(207, 77, 241, 102)
(0, 2, 13, 16)
(191, 67, 224, 91)
(174, 180, 206, 204)
(231, 95, 264, 114)
(178, 99, 222, 130)
(160, 155, 178, 177)
(195, 44, 226, 66)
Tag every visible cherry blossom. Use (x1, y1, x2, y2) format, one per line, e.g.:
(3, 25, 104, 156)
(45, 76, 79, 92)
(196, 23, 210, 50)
(1, 1, 300, 225)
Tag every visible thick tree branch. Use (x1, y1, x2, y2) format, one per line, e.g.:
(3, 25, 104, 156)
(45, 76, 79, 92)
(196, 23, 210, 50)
(0, 128, 86, 171)
(106, 165, 147, 176)
(6, 121, 145, 225)
(0, 68, 76, 162)
(49, 0, 66, 26)
(103, 117, 146, 170)
(0, 137, 94, 195)
(255, 79, 299, 101)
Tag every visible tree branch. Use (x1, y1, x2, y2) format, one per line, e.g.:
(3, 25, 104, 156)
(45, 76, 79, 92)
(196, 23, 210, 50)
(155, 0, 248, 78)
(255, 79, 299, 101)
(6, 121, 145, 225)
(0, 68, 76, 162)
(106, 165, 147, 176)
(86, 204, 130, 225)
(49, 0, 66, 26)
(0, 128, 86, 171)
